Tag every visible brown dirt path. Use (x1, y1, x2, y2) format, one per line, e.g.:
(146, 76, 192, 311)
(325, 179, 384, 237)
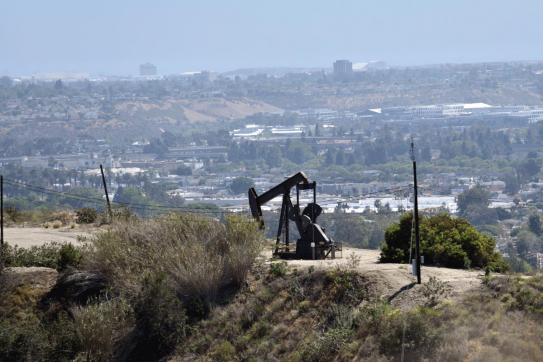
(3, 226, 94, 248)
(278, 247, 486, 309)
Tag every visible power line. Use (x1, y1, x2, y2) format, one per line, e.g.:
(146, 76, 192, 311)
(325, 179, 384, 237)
(3, 179, 241, 215)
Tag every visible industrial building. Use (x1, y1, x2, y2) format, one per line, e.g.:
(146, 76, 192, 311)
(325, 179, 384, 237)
(139, 62, 157, 76)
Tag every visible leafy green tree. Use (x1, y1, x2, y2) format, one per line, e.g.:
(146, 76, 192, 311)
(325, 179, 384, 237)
(286, 142, 312, 165)
(421, 146, 432, 162)
(230, 177, 255, 195)
(54, 79, 63, 90)
(314, 123, 321, 137)
(365, 140, 388, 165)
(516, 230, 538, 257)
(503, 256, 532, 273)
(528, 214, 543, 236)
(457, 188, 490, 216)
(61, 187, 105, 209)
(172, 165, 192, 176)
(265, 146, 282, 168)
(325, 149, 335, 166)
(335, 151, 345, 166)
(504, 171, 520, 196)
(380, 213, 509, 271)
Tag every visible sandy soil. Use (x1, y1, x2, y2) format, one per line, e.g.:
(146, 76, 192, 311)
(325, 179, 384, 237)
(3, 226, 94, 248)
(282, 247, 486, 309)
(3, 267, 58, 293)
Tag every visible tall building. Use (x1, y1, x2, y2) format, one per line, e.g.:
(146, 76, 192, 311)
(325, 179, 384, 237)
(139, 63, 157, 76)
(333, 59, 352, 77)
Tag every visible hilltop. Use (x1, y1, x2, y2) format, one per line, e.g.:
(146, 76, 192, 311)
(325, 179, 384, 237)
(256, 84, 543, 111)
(0, 97, 280, 142)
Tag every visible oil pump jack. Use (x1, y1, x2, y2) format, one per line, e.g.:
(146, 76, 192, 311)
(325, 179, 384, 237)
(248, 172, 339, 259)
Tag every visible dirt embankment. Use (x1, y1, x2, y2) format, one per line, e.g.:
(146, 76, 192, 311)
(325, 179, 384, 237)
(283, 247, 485, 310)
(6, 229, 484, 311)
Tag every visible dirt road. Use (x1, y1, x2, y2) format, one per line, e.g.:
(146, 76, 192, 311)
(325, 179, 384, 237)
(285, 247, 486, 309)
(3, 227, 94, 248)
(8, 229, 485, 309)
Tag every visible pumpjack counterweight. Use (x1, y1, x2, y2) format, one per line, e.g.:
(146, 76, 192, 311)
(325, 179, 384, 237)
(248, 172, 340, 260)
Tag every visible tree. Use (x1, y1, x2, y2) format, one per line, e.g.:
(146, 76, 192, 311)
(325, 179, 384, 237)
(172, 165, 192, 176)
(504, 171, 520, 196)
(347, 154, 357, 166)
(380, 213, 509, 271)
(335, 151, 345, 166)
(230, 177, 255, 195)
(286, 142, 312, 165)
(528, 214, 543, 236)
(332, 214, 371, 248)
(516, 230, 538, 257)
(315, 123, 321, 137)
(54, 79, 63, 90)
(265, 146, 282, 168)
(421, 146, 432, 162)
(457, 188, 490, 216)
(365, 140, 388, 165)
(325, 149, 335, 166)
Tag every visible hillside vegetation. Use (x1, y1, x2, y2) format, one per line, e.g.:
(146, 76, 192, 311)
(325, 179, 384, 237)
(1, 213, 543, 361)
(380, 213, 509, 272)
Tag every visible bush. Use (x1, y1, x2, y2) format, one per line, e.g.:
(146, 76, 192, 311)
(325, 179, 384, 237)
(76, 207, 97, 224)
(4, 242, 86, 271)
(5, 205, 21, 222)
(71, 297, 134, 361)
(85, 214, 263, 301)
(129, 273, 190, 361)
(0, 312, 80, 362)
(380, 213, 509, 271)
(269, 260, 289, 278)
(52, 220, 62, 229)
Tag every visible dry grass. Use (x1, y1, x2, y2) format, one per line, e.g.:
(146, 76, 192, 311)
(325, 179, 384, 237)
(71, 296, 134, 361)
(86, 214, 263, 301)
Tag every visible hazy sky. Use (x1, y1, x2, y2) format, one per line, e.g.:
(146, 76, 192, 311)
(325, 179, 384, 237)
(3, 0, 543, 76)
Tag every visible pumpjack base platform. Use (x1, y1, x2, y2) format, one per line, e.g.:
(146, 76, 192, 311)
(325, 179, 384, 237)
(273, 251, 299, 260)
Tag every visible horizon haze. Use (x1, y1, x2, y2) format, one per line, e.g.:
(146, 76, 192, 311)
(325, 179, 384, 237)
(3, 0, 543, 76)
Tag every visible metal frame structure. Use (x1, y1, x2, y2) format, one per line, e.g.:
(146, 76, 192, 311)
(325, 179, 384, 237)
(249, 172, 339, 259)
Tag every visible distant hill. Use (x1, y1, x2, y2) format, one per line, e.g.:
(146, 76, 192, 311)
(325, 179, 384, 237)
(255, 84, 543, 111)
(0, 98, 281, 143)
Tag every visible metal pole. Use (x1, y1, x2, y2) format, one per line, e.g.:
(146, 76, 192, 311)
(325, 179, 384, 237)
(1, 175, 3, 247)
(412, 143, 422, 284)
(285, 194, 289, 252)
(100, 165, 113, 220)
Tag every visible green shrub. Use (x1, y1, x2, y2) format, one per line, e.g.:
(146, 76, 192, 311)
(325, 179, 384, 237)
(130, 273, 190, 361)
(75, 207, 97, 224)
(5, 205, 21, 222)
(4, 242, 85, 271)
(380, 213, 509, 271)
(212, 340, 236, 362)
(0, 312, 80, 362)
(269, 260, 289, 278)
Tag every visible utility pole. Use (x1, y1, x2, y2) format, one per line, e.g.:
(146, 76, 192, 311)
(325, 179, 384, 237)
(100, 165, 113, 220)
(411, 141, 422, 284)
(1, 175, 3, 247)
